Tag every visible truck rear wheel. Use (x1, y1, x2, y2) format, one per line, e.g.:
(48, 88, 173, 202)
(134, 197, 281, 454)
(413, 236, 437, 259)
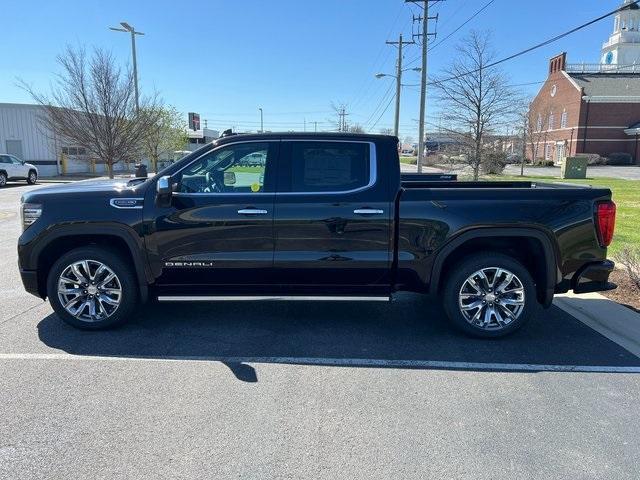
(442, 252, 536, 338)
(46, 246, 138, 330)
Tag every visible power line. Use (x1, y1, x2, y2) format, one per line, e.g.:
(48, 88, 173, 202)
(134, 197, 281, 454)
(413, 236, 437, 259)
(428, 0, 495, 51)
(350, 3, 410, 111)
(363, 81, 395, 128)
(404, 0, 495, 67)
(429, 0, 640, 87)
(369, 93, 397, 131)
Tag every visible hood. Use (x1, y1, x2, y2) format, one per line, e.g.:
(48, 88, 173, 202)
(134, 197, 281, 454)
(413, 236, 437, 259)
(22, 178, 148, 202)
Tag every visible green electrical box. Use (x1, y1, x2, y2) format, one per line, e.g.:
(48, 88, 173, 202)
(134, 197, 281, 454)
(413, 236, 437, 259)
(561, 157, 588, 179)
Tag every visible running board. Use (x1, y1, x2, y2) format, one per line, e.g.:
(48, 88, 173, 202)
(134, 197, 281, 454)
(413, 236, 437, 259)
(157, 295, 391, 302)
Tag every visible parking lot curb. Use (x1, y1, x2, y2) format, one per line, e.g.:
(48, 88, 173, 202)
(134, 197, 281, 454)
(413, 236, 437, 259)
(554, 292, 640, 358)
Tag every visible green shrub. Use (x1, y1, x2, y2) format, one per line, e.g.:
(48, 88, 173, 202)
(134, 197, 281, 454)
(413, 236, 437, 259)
(618, 246, 640, 291)
(481, 153, 507, 175)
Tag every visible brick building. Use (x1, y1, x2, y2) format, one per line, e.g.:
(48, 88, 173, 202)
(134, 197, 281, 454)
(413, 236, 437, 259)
(529, 0, 640, 164)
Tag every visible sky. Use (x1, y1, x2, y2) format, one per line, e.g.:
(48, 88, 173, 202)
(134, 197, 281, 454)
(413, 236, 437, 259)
(0, 0, 623, 140)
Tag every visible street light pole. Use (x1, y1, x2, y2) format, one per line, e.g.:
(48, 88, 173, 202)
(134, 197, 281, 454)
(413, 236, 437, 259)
(109, 22, 144, 112)
(130, 30, 139, 112)
(375, 64, 420, 139)
(259, 107, 264, 133)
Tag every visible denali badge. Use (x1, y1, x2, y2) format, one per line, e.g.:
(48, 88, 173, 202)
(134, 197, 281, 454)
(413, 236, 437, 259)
(109, 198, 143, 209)
(164, 261, 215, 268)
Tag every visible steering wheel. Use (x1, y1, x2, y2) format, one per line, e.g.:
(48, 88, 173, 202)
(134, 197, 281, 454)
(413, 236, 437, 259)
(204, 172, 223, 193)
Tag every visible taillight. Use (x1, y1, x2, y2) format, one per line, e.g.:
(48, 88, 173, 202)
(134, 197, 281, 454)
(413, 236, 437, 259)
(595, 201, 616, 248)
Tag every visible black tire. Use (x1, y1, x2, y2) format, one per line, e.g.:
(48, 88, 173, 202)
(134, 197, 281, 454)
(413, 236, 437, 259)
(47, 246, 139, 330)
(442, 252, 537, 338)
(27, 170, 37, 185)
(0, 172, 6, 188)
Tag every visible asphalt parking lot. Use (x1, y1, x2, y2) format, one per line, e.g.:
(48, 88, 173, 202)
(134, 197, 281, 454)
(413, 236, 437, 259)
(1, 183, 639, 479)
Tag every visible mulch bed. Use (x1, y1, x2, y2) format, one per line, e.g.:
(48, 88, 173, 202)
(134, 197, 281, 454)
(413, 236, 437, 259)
(601, 269, 640, 313)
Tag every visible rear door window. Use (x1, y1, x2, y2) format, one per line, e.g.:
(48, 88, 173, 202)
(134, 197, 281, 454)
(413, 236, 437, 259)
(283, 141, 371, 193)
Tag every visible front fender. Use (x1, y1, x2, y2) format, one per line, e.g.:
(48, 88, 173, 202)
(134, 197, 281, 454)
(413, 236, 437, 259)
(18, 222, 151, 302)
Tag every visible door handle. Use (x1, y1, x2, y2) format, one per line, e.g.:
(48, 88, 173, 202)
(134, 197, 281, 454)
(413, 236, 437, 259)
(237, 208, 268, 215)
(353, 209, 384, 215)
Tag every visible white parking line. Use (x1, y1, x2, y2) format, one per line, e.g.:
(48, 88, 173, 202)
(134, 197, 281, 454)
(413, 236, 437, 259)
(0, 353, 639, 373)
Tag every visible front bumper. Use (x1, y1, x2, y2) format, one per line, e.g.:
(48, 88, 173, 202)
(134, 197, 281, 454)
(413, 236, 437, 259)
(19, 269, 43, 299)
(573, 260, 617, 294)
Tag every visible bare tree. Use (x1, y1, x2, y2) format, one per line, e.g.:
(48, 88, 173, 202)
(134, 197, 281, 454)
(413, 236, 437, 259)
(142, 105, 188, 172)
(431, 31, 520, 180)
(526, 105, 552, 164)
(23, 46, 161, 178)
(519, 108, 528, 176)
(347, 124, 365, 133)
(379, 128, 393, 135)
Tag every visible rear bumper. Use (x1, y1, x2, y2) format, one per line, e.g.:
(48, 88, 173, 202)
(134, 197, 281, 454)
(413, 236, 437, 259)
(573, 260, 617, 294)
(19, 269, 42, 299)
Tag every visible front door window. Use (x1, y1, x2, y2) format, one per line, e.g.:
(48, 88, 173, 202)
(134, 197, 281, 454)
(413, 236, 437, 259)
(177, 143, 272, 194)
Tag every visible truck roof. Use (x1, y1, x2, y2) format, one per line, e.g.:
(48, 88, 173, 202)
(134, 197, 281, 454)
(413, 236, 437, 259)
(214, 131, 399, 146)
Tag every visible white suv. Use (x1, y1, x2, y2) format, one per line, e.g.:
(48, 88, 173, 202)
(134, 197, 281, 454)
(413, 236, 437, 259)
(0, 155, 38, 187)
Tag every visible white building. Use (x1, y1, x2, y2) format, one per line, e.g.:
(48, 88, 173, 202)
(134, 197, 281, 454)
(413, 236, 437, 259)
(601, 0, 640, 67)
(187, 128, 220, 152)
(0, 102, 133, 176)
(1, 102, 211, 176)
(0, 103, 60, 176)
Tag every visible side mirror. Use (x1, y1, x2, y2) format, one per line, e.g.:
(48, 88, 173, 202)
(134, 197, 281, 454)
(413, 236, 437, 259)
(223, 171, 236, 185)
(156, 175, 173, 207)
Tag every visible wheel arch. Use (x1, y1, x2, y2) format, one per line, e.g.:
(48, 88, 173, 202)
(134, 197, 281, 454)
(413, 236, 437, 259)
(429, 227, 559, 307)
(30, 224, 150, 302)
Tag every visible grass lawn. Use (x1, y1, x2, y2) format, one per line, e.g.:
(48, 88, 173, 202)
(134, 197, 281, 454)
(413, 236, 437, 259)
(480, 175, 639, 256)
(228, 165, 263, 173)
(400, 156, 417, 165)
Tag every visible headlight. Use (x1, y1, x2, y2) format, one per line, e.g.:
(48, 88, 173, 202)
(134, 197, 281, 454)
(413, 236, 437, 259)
(21, 203, 42, 230)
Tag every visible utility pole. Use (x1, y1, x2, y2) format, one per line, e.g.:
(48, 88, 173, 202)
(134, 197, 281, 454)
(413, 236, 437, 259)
(109, 22, 144, 112)
(406, 0, 440, 172)
(258, 107, 264, 133)
(337, 105, 349, 132)
(314, 121, 318, 132)
(384, 34, 415, 138)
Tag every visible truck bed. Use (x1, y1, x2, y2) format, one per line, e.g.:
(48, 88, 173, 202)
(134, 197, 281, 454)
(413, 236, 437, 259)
(401, 174, 593, 190)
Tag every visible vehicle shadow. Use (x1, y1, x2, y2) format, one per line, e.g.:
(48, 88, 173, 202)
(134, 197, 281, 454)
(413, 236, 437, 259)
(37, 293, 640, 382)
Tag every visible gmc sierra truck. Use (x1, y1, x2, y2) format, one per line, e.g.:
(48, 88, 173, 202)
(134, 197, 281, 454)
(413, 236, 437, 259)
(18, 132, 617, 337)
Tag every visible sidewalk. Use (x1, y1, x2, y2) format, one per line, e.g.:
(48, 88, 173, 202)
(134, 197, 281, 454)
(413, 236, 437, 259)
(554, 291, 640, 358)
(505, 164, 640, 180)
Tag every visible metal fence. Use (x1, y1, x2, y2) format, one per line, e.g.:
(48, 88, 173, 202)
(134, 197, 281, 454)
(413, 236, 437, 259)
(565, 63, 640, 74)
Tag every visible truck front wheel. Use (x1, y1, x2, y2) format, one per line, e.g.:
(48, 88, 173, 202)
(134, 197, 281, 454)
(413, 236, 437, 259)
(46, 246, 138, 330)
(442, 252, 537, 338)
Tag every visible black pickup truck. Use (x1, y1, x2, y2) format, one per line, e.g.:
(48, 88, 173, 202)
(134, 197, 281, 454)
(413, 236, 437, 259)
(18, 133, 617, 337)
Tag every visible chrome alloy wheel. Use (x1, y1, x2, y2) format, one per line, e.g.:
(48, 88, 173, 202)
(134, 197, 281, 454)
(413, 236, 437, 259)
(458, 267, 525, 330)
(29, 171, 37, 183)
(57, 260, 122, 322)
